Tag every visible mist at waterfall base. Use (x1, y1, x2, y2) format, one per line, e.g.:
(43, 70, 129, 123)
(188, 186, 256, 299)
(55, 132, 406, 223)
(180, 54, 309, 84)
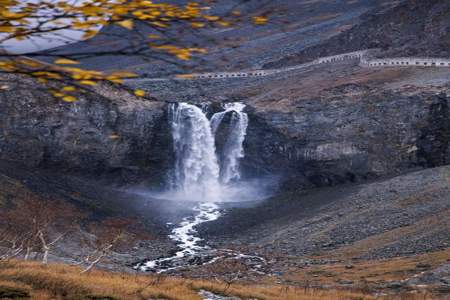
(147, 102, 276, 204)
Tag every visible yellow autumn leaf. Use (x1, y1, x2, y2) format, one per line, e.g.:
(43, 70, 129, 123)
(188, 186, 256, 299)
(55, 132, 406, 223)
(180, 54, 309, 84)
(82, 30, 98, 39)
(117, 19, 134, 30)
(109, 71, 138, 78)
(79, 80, 97, 86)
(32, 71, 62, 79)
(62, 96, 77, 102)
(1, 11, 27, 19)
(0, 26, 16, 33)
(62, 86, 76, 92)
(151, 21, 168, 28)
(253, 16, 268, 25)
(134, 89, 145, 97)
(18, 59, 42, 68)
(176, 53, 191, 60)
(72, 22, 94, 29)
(191, 22, 205, 28)
(55, 58, 80, 65)
(204, 15, 219, 21)
(106, 77, 124, 84)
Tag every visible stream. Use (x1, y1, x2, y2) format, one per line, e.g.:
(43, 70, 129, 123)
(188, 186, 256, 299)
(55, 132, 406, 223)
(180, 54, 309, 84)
(135, 202, 267, 274)
(136, 202, 221, 273)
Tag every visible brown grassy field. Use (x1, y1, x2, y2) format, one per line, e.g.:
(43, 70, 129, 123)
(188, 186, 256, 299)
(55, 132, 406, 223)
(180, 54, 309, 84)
(0, 260, 443, 300)
(285, 249, 450, 292)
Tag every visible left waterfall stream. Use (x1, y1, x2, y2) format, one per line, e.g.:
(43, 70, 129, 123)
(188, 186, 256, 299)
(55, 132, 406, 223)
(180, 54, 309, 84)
(135, 102, 248, 273)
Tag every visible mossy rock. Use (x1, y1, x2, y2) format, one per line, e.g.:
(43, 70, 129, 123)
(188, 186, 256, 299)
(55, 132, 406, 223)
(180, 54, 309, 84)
(0, 286, 30, 299)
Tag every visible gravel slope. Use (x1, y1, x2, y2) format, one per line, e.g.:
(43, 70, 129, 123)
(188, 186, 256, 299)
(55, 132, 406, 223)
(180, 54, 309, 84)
(200, 165, 450, 260)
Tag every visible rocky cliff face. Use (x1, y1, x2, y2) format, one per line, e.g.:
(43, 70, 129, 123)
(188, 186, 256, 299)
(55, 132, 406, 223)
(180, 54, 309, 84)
(244, 91, 450, 188)
(1, 69, 449, 191)
(0, 74, 171, 186)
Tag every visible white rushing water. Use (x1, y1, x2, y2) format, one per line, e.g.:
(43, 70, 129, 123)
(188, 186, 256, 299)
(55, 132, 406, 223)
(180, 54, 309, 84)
(167, 102, 248, 202)
(137, 102, 252, 273)
(219, 103, 249, 184)
(139, 202, 221, 273)
(169, 103, 222, 202)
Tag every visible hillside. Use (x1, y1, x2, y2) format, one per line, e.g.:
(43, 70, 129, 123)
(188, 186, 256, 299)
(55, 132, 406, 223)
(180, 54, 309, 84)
(266, 0, 450, 68)
(42, 0, 394, 75)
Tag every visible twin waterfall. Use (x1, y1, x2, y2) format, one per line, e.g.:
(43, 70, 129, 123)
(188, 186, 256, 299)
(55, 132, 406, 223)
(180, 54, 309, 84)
(168, 102, 248, 202)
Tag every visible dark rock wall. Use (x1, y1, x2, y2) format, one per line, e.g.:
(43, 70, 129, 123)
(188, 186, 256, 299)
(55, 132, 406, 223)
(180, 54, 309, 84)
(243, 92, 450, 189)
(417, 93, 450, 168)
(0, 75, 171, 186)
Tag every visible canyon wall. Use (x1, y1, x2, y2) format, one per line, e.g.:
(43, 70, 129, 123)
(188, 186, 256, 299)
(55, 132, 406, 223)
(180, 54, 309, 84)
(1, 74, 449, 190)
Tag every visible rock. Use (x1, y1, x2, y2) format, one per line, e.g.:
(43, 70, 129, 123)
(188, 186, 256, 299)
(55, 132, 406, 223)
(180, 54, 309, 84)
(0, 74, 170, 186)
(416, 263, 432, 270)
(440, 277, 450, 285)
(337, 279, 354, 285)
(386, 281, 406, 289)
(345, 264, 354, 269)
(198, 289, 241, 300)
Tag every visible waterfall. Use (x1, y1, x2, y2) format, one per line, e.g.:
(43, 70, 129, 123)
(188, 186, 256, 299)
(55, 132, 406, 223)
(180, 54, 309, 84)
(213, 103, 249, 184)
(169, 103, 221, 202)
(168, 102, 248, 202)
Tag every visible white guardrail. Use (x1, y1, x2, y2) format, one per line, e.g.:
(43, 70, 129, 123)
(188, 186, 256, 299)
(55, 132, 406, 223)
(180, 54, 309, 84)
(128, 50, 450, 82)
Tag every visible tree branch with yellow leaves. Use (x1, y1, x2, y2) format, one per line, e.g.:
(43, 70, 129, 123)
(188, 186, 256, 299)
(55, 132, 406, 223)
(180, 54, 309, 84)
(0, 0, 270, 101)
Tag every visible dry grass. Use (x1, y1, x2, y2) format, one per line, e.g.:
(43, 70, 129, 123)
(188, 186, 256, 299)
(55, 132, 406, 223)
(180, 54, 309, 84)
(286, 249, 450, 289)
(0, 259, 398, 300)
(193, 281, 376, 300)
